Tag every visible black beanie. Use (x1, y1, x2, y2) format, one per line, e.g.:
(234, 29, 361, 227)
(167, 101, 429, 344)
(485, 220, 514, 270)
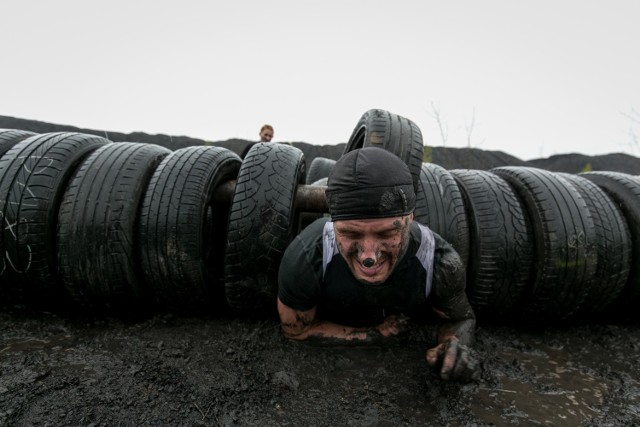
(325, 147, 416, 221)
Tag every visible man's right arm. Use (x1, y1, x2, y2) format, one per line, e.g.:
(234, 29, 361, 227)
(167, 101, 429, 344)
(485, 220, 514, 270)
(425, 234, 478, 381)
(277, 298, 407, 344)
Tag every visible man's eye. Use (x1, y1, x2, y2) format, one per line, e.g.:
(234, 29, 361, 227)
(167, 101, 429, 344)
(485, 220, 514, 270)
(378, 231, 399, 239)
(339, 231, 360, 239)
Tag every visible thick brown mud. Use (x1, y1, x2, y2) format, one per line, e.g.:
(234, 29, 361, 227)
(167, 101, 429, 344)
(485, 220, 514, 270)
(1, 310, 639, 426)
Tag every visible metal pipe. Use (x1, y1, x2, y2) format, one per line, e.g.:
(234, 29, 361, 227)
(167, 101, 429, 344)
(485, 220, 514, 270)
(294, 184, 328, 212)
(213, 180, 329, 213)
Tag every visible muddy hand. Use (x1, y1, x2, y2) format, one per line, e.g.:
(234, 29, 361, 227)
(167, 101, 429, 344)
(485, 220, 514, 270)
(376, 314, 409, 337)
(426, 338, 479, 382)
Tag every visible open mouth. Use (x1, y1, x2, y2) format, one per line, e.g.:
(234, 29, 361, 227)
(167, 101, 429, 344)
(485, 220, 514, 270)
(357, 259, 386, 277)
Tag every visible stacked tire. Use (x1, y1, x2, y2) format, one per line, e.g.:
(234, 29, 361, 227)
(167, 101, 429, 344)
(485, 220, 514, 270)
(138, 146, 242, 313)
(580, 172, 639, 313)
(0, 132, 111, 304)
(224, 142, 305, 313)
(449, 169, 532, 318)
(57, 142, 172, 312)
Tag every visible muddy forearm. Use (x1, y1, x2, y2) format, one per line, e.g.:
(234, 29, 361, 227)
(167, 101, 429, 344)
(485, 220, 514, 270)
(431, 236, 477, 347)
(428, 298, 478, 382)
(434, 293, 476, 346)
(436, 317, 475, 347)
(277, 298, 387, 345)
(286, 320, 386, 346)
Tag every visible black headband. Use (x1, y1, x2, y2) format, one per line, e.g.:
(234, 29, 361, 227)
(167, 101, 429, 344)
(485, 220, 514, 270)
(325, 147, 416, 221)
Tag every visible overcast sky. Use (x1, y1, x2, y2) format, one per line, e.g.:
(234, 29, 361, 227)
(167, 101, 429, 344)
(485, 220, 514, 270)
(2, 1, 639, 160)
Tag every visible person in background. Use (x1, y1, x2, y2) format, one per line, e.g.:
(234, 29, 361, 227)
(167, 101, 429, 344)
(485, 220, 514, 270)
(259, 124, 274, 142)
(241, 124, 274, 159)
(276, 147, 478, 382)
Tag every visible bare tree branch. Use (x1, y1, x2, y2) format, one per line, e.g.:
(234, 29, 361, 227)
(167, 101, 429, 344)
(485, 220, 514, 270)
(628, 126, 639, 151)
(428, 101, 448, 147)
(621, 107, 640, 125)
(464, 107, 476, 148)
(622, 107, 640, 154)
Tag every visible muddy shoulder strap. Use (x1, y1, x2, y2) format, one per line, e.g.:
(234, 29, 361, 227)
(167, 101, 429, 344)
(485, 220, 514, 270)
(322, 221, 339, 279)
(415, 222, 436, 298)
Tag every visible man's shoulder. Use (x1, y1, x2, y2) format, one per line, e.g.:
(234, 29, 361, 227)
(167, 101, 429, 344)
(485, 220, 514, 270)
(409, 221, 434, 244)
(412, 221, 451, 248)
(285, 217, 329, 257)
(298, 216, 331, 239)
(278, 217, 328, 310)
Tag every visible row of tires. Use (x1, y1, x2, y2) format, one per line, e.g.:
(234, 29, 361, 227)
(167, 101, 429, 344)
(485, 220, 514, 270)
(308, 154, 640, 320)
(1, 108, 639, 322)
(0, 130, 238, 314)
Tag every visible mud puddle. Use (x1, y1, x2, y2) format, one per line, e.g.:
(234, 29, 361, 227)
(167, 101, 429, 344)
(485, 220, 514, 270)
(471, 346, 611, 426)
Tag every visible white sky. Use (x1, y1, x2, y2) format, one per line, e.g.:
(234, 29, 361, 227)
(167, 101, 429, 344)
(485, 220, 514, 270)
(2, 1, 639, 161)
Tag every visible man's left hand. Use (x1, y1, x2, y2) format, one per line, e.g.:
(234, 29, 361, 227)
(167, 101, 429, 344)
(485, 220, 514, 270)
(426, 338, 480, 382)
(376, 314, 409, 337)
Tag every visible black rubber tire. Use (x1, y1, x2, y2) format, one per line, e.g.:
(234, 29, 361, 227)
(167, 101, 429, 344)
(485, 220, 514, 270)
(449, 169, 534, 317)
(580, 171, 640, 310)
(413, 163, 470, 266)
(559, 173, 632, 314)
(343, 109, 424, 193)
(138, 146, 241, 312)
(491, 167, 598, 320)
(0, 129, 37, 158)
(0, 132, 111, 303)
(309, 177, 328, 186)
(224, 142, 305, 312)
(305, 157, 335, 184)
(57, 142, 171, 311)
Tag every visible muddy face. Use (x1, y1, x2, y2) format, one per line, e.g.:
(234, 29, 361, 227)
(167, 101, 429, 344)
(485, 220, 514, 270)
(333, 214, 412, 285)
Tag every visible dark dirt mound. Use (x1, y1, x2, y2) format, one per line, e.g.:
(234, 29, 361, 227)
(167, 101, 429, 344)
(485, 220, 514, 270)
(528, 152, 640, 175)
(426, 146, 528, 171)
(0, 116, 203, 152)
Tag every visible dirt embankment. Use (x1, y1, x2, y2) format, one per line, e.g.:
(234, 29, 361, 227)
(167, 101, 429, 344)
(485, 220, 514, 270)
(2, 115, 639, 174)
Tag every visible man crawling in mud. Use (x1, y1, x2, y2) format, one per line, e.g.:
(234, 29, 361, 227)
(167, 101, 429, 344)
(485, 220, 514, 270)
(277, 147, 478, 382)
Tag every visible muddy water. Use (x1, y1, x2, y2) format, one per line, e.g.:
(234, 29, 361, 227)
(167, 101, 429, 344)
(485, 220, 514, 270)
(472, 346, 611, 425)
(469, 324, 640, 426)
(1, 311, 639, 426)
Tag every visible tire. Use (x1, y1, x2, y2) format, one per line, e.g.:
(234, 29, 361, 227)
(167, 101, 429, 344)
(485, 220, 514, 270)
(309, 177, 328, 187)
(343, 109, 423, 193)
(559, 173, 632, 314)
(0, 129, 37, 158)
(414, 163, 470, 266)
(491, 167, 598, 320)
(580, 171, 640, 310)
(305, 157, 335, 184)
(0, 132, 111, 303)
(138, 146, 241, 312)
(224, 142, 305, 312)
(449, 169, 534, 317)
(57, 142, 171, 311)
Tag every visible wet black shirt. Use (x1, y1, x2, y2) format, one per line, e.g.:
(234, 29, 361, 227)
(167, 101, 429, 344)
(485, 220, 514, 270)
(278, 217, 459, 326)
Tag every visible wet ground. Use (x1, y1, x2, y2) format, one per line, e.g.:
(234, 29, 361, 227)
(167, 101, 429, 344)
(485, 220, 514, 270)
(1, 308, 639, 427)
